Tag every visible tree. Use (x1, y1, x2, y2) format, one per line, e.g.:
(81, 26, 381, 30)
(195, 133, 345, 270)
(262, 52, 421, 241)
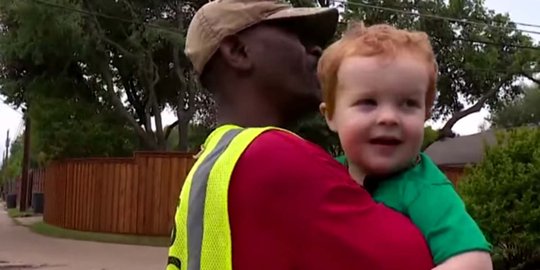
(0, 0, 210, 151)
(341, 0, 539, 143)
(458, 127, 540, 269)
(490, 86, 540, 128)
(30, 95, 139, 163)
(166, 123, 213, 152)
(0, 136, 25, 185)
(292, 114, 343, 156)
(422, 126, 439, 150)
(5, 0, 537, 155)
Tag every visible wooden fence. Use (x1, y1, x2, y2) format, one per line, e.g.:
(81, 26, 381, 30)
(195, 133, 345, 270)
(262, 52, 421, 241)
(9, 152, 466, 237)
(32, 168, 46, 193)
(439, 166, 465, 185)
(43, 152, 195, 236)
(3, 176, 20, 195)
(2, 168, 46, 207)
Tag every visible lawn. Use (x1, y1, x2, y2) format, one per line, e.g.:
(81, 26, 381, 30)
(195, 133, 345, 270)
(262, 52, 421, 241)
(29, 222, 170, 247)
(5, 205, 169, 247)
(7, 208, 34, 218)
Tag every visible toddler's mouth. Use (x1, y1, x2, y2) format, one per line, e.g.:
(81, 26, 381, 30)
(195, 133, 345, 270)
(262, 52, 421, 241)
(369, 137, 402, 145)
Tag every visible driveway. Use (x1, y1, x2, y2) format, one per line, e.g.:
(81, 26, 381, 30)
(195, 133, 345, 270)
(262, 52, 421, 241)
(0, 206, 169, 270)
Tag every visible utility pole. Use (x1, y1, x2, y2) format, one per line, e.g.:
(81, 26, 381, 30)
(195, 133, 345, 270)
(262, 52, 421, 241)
(19, 108, 31, 212)
(4, 130, 9, 166)
(2, 131, 7, 167)
(1, 131, 9, 200)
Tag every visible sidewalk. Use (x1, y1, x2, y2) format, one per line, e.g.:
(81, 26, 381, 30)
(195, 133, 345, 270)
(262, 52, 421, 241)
(0, 204, 169, 270)
(15, 215, 43, 226)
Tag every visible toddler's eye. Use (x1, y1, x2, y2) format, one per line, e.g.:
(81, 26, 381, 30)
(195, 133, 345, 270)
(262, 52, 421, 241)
(404, 99, 420, 108)
(356, 99, 377, 107)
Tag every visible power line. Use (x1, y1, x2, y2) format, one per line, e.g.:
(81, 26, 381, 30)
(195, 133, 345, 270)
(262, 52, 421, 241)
(336, 20, 540, 50)
(454, 37, 540, 51)
(30, 0, 540, 51)
(336, 0, 540, 36)
(331, 0, 540, 51)
(35, 0, 540, 36)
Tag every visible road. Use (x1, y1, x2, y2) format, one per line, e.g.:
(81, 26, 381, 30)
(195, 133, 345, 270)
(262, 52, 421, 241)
(0, 207, 168, 270)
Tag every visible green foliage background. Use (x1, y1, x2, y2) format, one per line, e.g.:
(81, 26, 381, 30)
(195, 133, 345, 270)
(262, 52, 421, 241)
(458, 127, 540, 269)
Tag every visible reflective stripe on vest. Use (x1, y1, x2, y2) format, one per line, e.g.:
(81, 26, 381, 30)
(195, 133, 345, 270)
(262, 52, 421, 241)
(167, 125, 278, 270)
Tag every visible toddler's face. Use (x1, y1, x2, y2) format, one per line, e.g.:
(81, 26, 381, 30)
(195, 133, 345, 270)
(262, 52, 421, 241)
(324, 54, 429, 175)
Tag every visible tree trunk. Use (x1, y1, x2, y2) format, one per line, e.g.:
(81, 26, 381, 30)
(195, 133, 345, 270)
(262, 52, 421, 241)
(100, 65, 158, 150)
(429, 75, 513, 146)
(177, 118, 190, 152)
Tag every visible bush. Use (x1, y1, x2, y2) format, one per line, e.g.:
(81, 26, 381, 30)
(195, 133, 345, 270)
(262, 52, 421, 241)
(458, 127, 540, 270)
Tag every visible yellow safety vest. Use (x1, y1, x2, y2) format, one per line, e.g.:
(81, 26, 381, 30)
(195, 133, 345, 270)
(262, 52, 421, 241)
(167, 124, 284, 270)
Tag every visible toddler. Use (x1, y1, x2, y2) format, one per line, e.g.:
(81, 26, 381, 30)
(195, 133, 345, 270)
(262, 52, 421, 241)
(317, 22, 492, 270)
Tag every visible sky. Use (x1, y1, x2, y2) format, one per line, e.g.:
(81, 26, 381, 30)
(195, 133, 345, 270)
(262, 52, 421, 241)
(1, 0, 539, 158)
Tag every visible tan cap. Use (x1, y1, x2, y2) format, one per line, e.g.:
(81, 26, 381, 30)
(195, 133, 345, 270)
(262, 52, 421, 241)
(185, 0, 339, 74)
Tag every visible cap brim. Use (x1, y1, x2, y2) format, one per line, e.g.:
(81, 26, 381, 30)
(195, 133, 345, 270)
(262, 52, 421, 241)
(264, 7, 339, 46)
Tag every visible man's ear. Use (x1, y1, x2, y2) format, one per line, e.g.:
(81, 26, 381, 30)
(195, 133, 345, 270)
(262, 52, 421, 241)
(218, 35, 252, 71)
(320, 102, 337, 132)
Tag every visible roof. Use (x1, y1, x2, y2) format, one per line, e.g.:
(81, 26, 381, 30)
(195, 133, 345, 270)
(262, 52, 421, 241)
(424, 130, 497, 167)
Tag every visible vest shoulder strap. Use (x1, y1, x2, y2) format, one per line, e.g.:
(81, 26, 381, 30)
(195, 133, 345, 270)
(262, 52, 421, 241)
(168, 125, 288, 270)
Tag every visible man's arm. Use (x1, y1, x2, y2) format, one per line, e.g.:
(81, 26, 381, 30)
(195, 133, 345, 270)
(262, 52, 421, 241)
(406, 182, 492, 268)
(229, 130, 434, 270)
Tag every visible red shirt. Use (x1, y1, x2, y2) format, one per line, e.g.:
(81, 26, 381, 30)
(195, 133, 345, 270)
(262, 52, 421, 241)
(229, 130, 434, 270)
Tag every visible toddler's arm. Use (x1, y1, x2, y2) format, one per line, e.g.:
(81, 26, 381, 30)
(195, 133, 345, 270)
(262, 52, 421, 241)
(406, 181, 492, 266)
(432, 251, 492, 270)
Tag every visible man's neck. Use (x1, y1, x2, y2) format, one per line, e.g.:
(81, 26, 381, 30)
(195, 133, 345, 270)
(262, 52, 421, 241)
(216, 99, 287, 128)
(216, 112, 284, 128)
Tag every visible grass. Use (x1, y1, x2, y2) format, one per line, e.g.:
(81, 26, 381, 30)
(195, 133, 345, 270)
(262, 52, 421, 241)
(29, 222, 170, 247)
(4, 204, 170, 247)
(7, 208, 34, 218)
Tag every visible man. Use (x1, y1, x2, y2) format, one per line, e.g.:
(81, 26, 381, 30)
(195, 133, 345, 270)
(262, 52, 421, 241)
(167, 0, 435, 269)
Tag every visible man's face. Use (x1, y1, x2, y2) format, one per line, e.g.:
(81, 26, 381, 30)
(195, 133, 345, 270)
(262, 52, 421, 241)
(324, 54, 428, 176)
(241, 21, 325, 115)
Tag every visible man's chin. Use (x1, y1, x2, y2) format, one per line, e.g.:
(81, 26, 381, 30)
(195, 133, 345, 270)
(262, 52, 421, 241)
(283, 105, 322, 132)
(294, 90, 321, 111)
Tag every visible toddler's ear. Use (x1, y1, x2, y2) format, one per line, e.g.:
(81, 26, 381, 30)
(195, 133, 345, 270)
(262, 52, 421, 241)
(319, 102, 327, 116)
(319, 102, 337, 132)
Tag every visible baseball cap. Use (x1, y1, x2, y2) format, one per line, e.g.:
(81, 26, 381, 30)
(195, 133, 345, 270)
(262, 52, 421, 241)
(185, 0, 339, 74)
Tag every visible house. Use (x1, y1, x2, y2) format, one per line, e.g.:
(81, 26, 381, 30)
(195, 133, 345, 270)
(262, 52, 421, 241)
(424, 130, 497, 183)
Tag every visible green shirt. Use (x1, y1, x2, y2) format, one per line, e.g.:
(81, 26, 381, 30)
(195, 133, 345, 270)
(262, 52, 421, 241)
(336, 153, 491, 265)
